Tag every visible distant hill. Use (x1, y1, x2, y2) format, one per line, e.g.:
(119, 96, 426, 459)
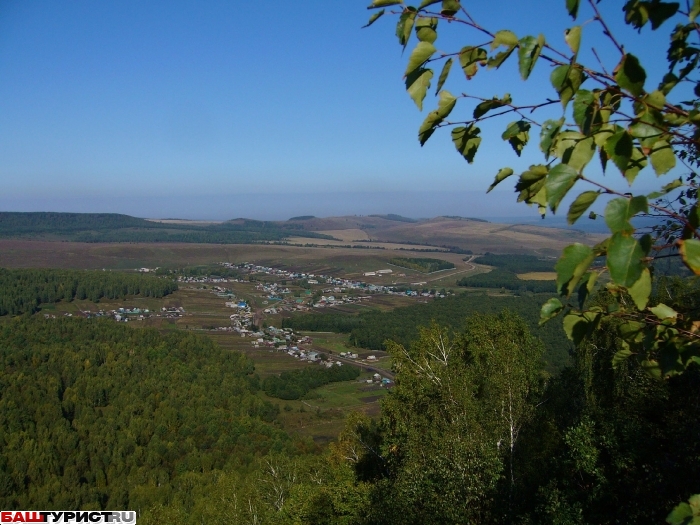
(0, 212, 334, 244)
(0, 212, 605, 254)
(368, 214, 418, 223)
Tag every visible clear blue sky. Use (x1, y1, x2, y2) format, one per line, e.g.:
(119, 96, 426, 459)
(0, 1, 681, 220)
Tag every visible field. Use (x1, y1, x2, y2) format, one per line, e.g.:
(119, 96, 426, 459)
(518, 272, 557, 280)
(0, 215, 606, 442)
(317, 229, 370, 242)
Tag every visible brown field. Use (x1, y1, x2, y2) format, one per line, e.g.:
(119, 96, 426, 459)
(317, 229, 370, 242)
(286, 216, 603, 255)
(518, 272, 558, 280)
(286, 237, 447, 251)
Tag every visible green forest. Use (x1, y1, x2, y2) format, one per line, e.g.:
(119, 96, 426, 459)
(457, 268, 558, 293)
(263, 365, 361, 400)
(2, 291, 698, 523)
(473, 253, 556, 273)
(283, 293, 572, 374)
(0, 269, 177, 316)
(388, 257, 455, 273)
(0, 318, 296, 512)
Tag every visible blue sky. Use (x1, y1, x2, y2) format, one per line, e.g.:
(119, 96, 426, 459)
(0, 1, 683, 220)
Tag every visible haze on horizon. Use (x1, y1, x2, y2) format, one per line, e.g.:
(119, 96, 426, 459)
(0, 1, 674, 220)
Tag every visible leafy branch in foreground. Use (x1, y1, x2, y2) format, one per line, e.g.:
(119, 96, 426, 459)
(366, 0, 700, 519)
(365, 0, 700, 379)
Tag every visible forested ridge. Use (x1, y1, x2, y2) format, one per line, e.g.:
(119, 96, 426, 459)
(283, 293, 573, 374)
(0, 318, 296, 511)
(0, 268, 177, 316)
(0, 212, 334, 244)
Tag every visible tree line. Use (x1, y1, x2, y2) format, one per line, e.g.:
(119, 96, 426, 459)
(388, 257, 455, 273)
(0, 212, 335, 244)
(0, 268, 177, 316)
(262, 365, 361, 400)
(457, 268, 558, 293)
(474, 253, 556, 273)
(283, 293, 572, 375)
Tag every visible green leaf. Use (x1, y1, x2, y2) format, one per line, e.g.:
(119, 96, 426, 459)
(567, 191, 600, 225)
(556, 243, 595, 296)
(647, 177, 682, 199)
(598, 89, 622, 123)
(418, 0, 441, 8)
(680, 239, 700, 275)
(491, 30, 518, 49)
(396, 9, 417, 48)
(628, 267, 651, 310)
(540, 297, 564, 325)
(666, 501, 694, 525)
(406, 68, 433, 111)
(515, 164, 548, 192)
(614, 54, 646, 97)
(415, 17, 438, 43)
(474, 95, 510, 119)
(607, 232, 646, 287)
(649, 140, 676, 175)
(501, 120, 530, 156)
(650, 302, 678, 320)
(573, 90, 602, 135)
(367, 0, 402, 8)
(553, 131, 596, 171)
(624, 0, 679, 30)
(518, 35, 544, 80)
(564, 26, 582, 55)
(604, 196, 648, 234)
(562, 310, 601, 345)
(613, 348, 634, 368)
(441, 0, 460, 16)
(551, 65, 587, 109)
(604, 131, 648, 183)
(566, 0, 580, 19)
(362, 9, 385, 27)
(540, 118, 565, 159)
(515, 165, 549, 205)
(691, 0, 700, 20)
(487, 167, 514, 192)
(417, 90, 457, 145)
(604, 130, 633, 171)
(577, 270, 599, 309)
(546, 163, 579, 213)
(405, 41, 436, 76)
(658, 72, 679, 95)
(459, 46, 487, 79)
(487, 47, 516, 69)
(435, 58, 452, 94)
(451, 124, 482, 163)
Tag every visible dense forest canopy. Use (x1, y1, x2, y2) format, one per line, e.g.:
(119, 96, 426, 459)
(0, 268, 178, 316)
(0, 318, 297, 512)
